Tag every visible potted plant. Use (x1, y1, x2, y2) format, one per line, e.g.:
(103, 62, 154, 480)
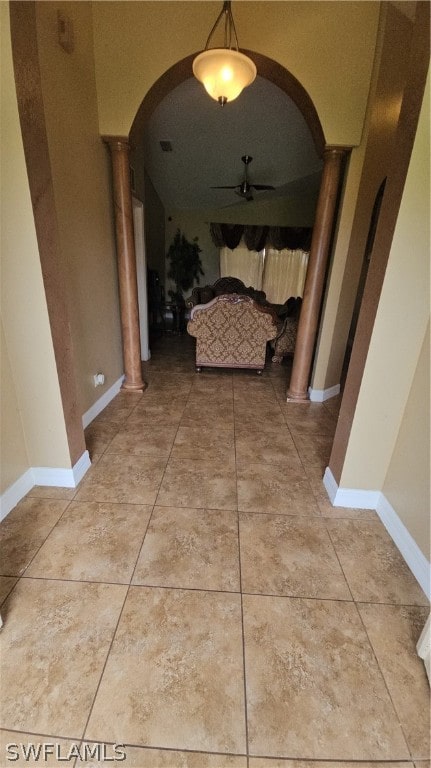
(166, 229, 204, 306)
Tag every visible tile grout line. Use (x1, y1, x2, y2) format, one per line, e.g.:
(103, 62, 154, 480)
(233, 383, 251, 768)
(353, 601, 415, 762)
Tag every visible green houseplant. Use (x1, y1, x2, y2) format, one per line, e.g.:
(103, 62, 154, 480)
(166, 229, 204, 305)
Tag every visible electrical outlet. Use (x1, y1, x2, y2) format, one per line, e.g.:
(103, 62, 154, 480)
(93, 373, 105, 387)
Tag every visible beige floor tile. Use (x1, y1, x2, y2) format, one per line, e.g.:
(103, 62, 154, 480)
(233, 388, 279, 406)
(323, 393, 343, 416)
(157, 458, 237, 510)
(0, 498, 69, 576)
(144, 376, 193, 391)
(133, 506, 240, 591)
(326, 519, 429, 604)
(75, 454, 167, 505)
(0, 579, 127, 736)
(282, 402, 335, 420)
(171, 425, 235, 462)
(187, 388, 234, 405)
(92, 403, 137, 425)
(27, 485, 77, 501)
(0, 575, 18, 605)
(191, 377, 234, 396)
(107, 422, 178, 457)
(0, 731, 79, 767)
(358, 603, 430, 758)
(26, 501, 152, 583)
(138, 389, 190, 405)
(127, 402, 185, 425)
(234, 403, 284, 429)
(80, 744, 247, 767)
(98, 391, 144, 409)
(181, 400, 234, 426)
(239, 513, 350, 599)
(237, 463, 319, 516)
(85, 587, 246, 753)
(235, 429, 299, 467)
(293, 433, 334, 467)
(84, 421, 121, 455)
(243, 594, 410, 759)
(282, 404, 337, 437)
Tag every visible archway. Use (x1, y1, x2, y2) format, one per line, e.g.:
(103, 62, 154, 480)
(105, 50, 348, 400)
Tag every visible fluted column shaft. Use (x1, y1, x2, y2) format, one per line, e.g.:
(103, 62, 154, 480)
(287, 147, 347, 401)
(104, 137, 145, 392)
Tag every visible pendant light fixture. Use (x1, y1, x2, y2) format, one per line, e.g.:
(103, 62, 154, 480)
(193, 1, 256, 106)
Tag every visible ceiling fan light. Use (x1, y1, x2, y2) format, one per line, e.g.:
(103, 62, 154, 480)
(193, 48, 256, 105)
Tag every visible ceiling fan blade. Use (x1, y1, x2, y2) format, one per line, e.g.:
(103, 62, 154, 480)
(251, 184, 275, 190)
(211, 185, 238, 189)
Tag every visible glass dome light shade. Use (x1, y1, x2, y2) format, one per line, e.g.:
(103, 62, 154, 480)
(193, 48, 256, 104)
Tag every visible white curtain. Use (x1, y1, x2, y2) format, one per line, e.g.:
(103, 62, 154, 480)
(220, 241, 264, 289)
(262, 248, 309, 303)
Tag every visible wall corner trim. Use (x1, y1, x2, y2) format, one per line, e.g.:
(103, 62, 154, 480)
(82, 375, 125, 428)
(0, 451, 91, 523)
(323, 467, 379, 508)
(323, 467, 430, 599)
(309, 383, 340, 402)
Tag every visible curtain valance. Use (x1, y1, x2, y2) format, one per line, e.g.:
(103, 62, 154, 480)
(210, 223, 313, 252)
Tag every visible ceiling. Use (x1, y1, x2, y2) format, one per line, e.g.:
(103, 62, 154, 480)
(142, 74, 323, 212)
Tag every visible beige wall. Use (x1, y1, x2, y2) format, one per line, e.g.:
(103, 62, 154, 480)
(383, 323, 430, 560)
(35, 1, 123, 415)
(0, 321, 29, 493)
(92, 1, 379, 145)
(340, 66, 429, 524)
(312, 2, 412, 392)
(0, 3, 71, 484)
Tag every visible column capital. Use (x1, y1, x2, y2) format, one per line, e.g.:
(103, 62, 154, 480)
(323, 145, 352, 159)
(102, 135, 130, 152)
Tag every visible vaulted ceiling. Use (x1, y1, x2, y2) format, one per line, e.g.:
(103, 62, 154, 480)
(142, 74, 323, 212)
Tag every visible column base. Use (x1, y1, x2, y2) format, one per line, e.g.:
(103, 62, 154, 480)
(286, 388, 310, 402)
(121, 380, 147, 393)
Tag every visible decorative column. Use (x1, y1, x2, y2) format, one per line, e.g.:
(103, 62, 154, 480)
(104, 136, 145, 392)
(287, 146, 347, 401)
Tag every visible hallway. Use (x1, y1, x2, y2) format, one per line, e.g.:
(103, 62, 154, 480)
(0, 335, 429, 766)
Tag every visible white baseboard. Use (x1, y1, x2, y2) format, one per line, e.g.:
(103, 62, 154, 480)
(0, 469, 34, 522)
(376, 493, 430, 600)
(0, 450, 91, 522)
(323, 467, 379, 509)
(82, 375, 125, 428)
(323, 467, 431, 599)
(309, 383, 340, 402)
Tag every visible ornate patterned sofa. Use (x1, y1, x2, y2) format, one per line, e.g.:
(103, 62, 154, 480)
(270, 298, 302, 362)
(187, 293, 278, 373)
(185, 276, 267, 309)
(186, 278, 302, 365)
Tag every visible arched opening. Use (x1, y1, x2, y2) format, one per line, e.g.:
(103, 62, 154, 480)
(111, 50, 347, 397)
(130, 51, 326, 157)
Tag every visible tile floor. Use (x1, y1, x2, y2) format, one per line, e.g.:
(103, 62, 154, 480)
(0, 334, 429, 768)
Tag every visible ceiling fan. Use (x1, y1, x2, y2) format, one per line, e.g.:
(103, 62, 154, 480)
(211, 155, 275, 201)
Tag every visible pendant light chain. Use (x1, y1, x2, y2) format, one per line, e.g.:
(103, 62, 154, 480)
(205, 1, 239, 52)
